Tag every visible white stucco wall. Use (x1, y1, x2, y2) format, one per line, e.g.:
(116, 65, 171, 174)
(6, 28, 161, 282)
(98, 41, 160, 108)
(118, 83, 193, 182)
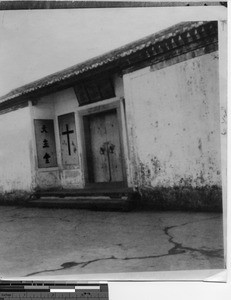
(0, 107, 33, 192)
(113, 74, 124, 98)
(124, 51, 221, 188)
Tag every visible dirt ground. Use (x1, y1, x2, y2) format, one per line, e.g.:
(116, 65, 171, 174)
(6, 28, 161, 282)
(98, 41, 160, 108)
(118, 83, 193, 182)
(0, 206, 224, 278)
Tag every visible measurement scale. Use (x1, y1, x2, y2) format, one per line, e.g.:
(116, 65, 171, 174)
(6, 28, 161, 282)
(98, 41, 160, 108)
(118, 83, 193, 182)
(0, 282, 108, 299)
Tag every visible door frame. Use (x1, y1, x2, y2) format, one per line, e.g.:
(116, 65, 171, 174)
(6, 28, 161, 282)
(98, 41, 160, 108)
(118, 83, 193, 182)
(78, 97, 128, 189)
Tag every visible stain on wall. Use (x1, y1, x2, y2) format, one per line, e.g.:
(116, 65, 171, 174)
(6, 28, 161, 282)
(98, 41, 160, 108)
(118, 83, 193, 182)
(36, 171, 60, 189)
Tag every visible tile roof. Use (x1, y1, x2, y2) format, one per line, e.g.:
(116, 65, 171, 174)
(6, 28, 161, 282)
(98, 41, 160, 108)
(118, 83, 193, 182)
(0, 21, 217, 106)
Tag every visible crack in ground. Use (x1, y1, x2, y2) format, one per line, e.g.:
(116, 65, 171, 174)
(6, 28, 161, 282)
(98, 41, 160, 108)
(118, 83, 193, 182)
(162, 216, 224, 259)
(25, 257, 117, 277)
(25, 216, 223, 277)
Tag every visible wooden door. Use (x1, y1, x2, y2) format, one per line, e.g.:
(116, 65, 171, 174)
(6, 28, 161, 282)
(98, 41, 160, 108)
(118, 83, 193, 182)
(84, 109, 124, 185)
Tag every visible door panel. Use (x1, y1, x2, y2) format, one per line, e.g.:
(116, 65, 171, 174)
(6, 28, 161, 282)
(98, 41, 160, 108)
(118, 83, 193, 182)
(105, 112, 123, 182)
(85, 109, 124, 184)
(89, 113, 110, 182)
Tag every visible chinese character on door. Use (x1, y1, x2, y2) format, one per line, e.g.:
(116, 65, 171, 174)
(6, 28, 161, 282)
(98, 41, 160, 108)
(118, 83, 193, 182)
(34, 119, 57, 168)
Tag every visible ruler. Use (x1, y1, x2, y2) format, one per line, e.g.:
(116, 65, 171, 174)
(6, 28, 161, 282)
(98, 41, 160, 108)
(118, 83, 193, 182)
(0, 282, 108, 299)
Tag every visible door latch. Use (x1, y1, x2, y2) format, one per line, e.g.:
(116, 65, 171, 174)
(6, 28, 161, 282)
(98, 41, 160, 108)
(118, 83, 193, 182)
(100, 146, 106, 155)
(100, 142, 115, 155)
(109, 143, 115, 154)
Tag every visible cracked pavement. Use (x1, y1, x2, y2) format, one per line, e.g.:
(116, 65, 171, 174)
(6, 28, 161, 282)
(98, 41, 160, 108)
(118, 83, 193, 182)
(0, 206, 224, 277)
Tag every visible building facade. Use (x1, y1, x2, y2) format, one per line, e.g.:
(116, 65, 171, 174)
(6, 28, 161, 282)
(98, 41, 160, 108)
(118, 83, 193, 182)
(0, 21, 226, 210)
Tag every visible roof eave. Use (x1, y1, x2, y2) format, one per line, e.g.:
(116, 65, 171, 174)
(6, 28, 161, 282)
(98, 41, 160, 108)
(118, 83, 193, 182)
(0, 20, 218, 107)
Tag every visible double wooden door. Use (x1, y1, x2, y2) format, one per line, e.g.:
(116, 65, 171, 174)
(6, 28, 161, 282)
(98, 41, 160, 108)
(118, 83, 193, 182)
(84, 109, 125, 186)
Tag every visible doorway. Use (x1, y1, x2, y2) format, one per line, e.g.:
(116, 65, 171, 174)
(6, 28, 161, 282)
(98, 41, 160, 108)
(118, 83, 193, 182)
(83, 108, 126, 188)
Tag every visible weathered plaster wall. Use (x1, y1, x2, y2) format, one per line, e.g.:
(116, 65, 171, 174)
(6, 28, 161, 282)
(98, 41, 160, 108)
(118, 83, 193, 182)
(124, 51, 221, 190)
(0, 107, 33, 193)
(54, 88, 78, 115)
(218, 20, 227, 255)
(113, 74, 124, 98)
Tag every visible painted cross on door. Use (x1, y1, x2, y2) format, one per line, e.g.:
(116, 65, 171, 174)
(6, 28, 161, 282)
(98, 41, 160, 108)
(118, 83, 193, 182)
(62, 124, 74, 156)
(58, 113, 79, 166)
